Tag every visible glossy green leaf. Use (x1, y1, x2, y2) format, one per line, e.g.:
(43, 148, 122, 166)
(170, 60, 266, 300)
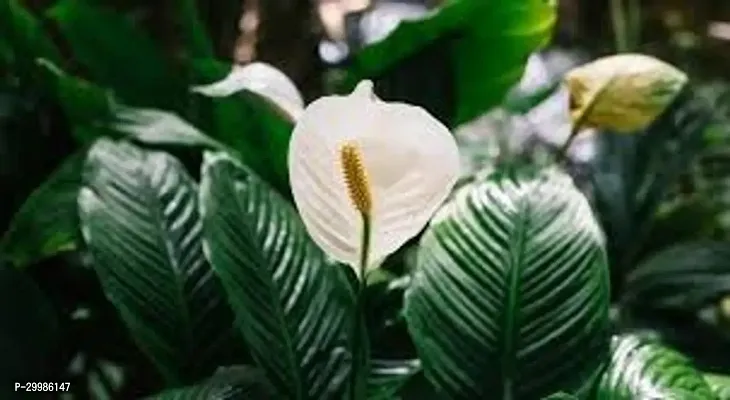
(36, 60, 113, 142)
(0, 0, 60, 68)
(623, 241, 730, 310)
(596, 334, 715, 399)
(405, 167, 611, 399)
(112, 98, 291, 195)
(199, 151, 355, 400)
(112, 106, 225, 150)
(78, 139, 241, 384)
(49, 0, 185, 109)
(590, 88, 712, 274)
(0, 264, 59, 391)
(346, 0, 556, 126)
(1, 151, 84, 267)
(147, 366, 275, 400)
(704, 373, 730, 400)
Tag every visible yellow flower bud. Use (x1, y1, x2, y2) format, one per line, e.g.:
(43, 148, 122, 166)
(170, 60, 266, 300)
(565, 54, 688, 133)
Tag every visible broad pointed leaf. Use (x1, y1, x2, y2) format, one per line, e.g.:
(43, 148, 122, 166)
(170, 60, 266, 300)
(595, 334, 714, 399)
(49, 0, 185, 109)
(405, 168, 611, 399)
(0, 0, 60, 68)
(111, 106, 225, 149)
(590, 88, 712, 274)
(623, 241, 730, 310)
(36, 60, 113, 139)
(345, 0, 556, 125)
(199, 152, 355, 400)
(1, 151, 83, 267)
(78, 139, 241, 384)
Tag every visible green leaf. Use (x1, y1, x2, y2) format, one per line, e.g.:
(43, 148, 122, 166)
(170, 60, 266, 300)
(590, 88, 712, 273)
(623, 241, 730, 310)
(36, 60, 113, 142)
(110, 102, 292, 197)
(112, 106, 225, 149)
(367, 359, 421, 400)
(49, 0, 184, 109)
(640, 196, 722, 258)
(404, 167, 611, 399)
(78, 139, 241, 384)
(147, 366, 275, 400)
(199, 151, 355, 400)
(1, 151, 84, 267)
(595, 334, 715, 399)
(0, 0, 61, 68)
(346, 0, 556, 126)
(704, 373, 730, 400)
(0, 264, 59, 392)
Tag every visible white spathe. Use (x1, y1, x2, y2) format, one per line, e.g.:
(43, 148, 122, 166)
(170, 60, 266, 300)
(191, 62, 305, 121)
(288, 81, 459, 276)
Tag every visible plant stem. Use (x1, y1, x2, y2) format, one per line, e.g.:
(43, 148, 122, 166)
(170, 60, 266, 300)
(556, 124, 582, 164)
(556, 76, 617, 163)
(350, 214, 371, 400)
(627, 0, 641, 50)
(610, 0, 629, 52)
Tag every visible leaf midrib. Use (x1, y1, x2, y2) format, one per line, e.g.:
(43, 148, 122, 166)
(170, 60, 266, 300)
(499, 186, 531, 400)
(142, 159, 196, 364)
(228, 164, 303, 400)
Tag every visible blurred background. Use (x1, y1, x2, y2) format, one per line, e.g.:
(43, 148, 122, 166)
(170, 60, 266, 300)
(5, 0, 730, 229)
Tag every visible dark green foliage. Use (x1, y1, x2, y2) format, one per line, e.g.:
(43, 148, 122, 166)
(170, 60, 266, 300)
(0, 263, 59, 394)
(4, 0, 730, 398)
(596, 334, 715, 399)
(146, 366, 275, 399)
(78, 139, 245, 384)
(199, 152, 355, 399)
(405, 168, 610, 399)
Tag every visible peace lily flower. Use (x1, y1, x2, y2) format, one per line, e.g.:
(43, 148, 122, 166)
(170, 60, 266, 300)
(193, 63, 459, 278)
(288, 81, 460, 278)
(565, 53, 688, 133)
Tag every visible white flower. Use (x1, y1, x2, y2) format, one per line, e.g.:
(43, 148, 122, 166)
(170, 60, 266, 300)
(191, 62, 305, 121)
(288, 81, 460, 277)
(565, 53, 688, 133)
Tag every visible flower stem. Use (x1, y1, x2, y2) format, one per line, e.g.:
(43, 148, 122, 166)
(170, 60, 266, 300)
(350, 214, 371, 400)
(556, 124, 582, 164)
(610, 0, 629, 53)
(556, 77, 616, 164)
(358, 216, 371, 279)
